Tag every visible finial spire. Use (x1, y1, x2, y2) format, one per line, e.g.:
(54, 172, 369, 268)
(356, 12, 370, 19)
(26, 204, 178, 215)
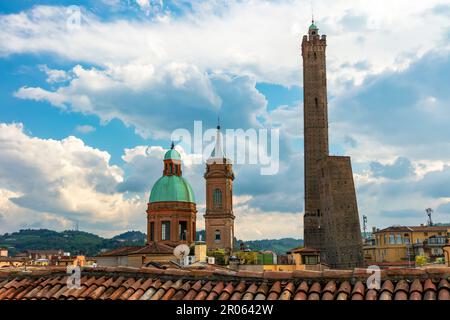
(170, 141, 175, 149)
(217, 116, 220, 130)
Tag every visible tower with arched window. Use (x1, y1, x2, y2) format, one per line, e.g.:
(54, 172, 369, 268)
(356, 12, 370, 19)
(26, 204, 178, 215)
(204, 124, 235, 252)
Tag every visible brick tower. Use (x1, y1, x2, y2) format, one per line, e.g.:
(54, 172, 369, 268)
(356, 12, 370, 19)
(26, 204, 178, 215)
(302, 21, 364, 268)
(302, 21, 329, 254)
(204, 124, 235, 253)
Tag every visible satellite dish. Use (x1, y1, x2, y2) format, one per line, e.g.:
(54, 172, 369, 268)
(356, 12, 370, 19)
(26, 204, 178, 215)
(173, 244, 190, 259)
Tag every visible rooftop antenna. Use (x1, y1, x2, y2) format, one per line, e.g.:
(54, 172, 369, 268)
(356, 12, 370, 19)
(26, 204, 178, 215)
(426, 208, 433, 226)
(310, 0, 314, 24)
(363, 215, 368, 239)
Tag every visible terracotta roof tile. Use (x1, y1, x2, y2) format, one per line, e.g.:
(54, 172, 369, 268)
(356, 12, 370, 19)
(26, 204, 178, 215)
(267, 281, 281, 300)
(242, 283, 258, 301)
(161, 280, 183, 301)
(150, 280, 173, 300)
(182, 280, 202, 300)
(365, 289, 378, 300)
(394, 280, 409, 300)
(322, 281, 337, 301)
(254, 282, 269, 300)
(218, 282, 235, 300)
(193, 281, 212, 300)
(424, 279, 436, 293)
(206, 281, 224, 300)
(230, 281, 246, 300)
(139, 279, 161, 300)
(279, 282, 295, 300)
(172, 281, 190, 300)
(351, 281, 365, 300)
(1, 266, 450, 300)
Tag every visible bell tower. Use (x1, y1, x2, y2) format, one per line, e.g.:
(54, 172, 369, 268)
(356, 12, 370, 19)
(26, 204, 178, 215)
(204, 123, 235, 253)
(302, 20, 329, 252)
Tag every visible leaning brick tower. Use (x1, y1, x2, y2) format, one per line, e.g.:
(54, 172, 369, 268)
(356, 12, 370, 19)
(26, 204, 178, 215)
(302, 20, 329, 254)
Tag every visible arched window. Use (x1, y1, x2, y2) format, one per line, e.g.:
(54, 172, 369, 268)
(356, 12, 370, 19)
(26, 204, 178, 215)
(215, 230, 221, 242)
(213, 188, 222, 208)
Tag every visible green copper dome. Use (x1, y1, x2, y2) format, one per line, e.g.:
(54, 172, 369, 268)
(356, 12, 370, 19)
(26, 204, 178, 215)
(309, 22, 318, 30)
(149, 175, 195, 203)
(164, 149, 181, 160)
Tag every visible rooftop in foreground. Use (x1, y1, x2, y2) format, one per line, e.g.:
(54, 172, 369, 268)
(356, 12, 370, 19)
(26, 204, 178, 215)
(0, 266, 449, 300)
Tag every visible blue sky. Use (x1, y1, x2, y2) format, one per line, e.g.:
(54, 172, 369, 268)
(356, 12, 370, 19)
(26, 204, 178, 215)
(1, 0, 450, 239)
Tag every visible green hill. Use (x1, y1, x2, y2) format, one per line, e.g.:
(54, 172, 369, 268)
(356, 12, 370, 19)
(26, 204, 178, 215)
(235, 238, 304, 255)
(0, 229, 303, 257)
(0, 229, 146, 257)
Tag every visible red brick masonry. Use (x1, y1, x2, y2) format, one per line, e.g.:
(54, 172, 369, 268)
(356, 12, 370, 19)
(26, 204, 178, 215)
(0, 266, 449, 300)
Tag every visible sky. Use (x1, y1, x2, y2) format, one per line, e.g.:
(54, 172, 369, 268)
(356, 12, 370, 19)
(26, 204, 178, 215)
(1, 0, 450, 239)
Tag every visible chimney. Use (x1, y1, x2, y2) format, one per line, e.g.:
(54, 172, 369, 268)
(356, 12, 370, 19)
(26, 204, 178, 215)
(195, 241, 207, 263)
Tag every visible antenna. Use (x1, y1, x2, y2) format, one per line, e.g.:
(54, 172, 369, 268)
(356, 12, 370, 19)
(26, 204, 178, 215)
(217, 116, 220, 130)
(425, 208, 433, 226)
(363, 215, 368, 239)
(310, 0, 314, 24)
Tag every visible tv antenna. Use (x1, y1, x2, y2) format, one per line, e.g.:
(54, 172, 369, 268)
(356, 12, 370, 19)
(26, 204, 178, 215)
(425, 208, 433, 226)
(363, 215, 368, 239)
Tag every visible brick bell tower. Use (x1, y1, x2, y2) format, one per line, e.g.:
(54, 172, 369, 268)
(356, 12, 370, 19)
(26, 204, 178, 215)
(204, 123, 235, 253)
(302, 20, 329, 253)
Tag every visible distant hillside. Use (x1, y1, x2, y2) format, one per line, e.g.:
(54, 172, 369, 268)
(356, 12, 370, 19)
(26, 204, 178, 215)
(0, 229, 303, 257)
(0, 229, 146, 257)
(235, 238, 304, 255)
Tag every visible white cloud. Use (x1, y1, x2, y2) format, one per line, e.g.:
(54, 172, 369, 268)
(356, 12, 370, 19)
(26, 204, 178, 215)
(75, 125, 96, 134)
(0, 123, 145, 237)
(38, 65, 71, 83)
(14, 62, 265, 139)
(1, 2, 448, 88)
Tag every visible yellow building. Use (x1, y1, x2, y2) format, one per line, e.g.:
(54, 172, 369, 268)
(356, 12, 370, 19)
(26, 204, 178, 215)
(364, 225, 450, 266)
(262, 247, 323, 272)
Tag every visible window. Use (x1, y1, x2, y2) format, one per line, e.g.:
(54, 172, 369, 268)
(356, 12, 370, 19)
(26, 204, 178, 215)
(161, 221, 170, 241)
(215, 230, 221, 243)
(389, 234, 395, 245)
(179, 221, 187, 240)
(213, 188, 222, 208)
(315, 97, 319, 108)
(149, 222, 155, 241)
(303, 255, 318, 265)
(396, 234, 402, 244)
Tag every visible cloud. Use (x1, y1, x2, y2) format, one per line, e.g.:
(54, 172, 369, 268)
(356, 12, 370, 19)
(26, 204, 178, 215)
(14, 63, 266, 139)
(1, 2, 449, 88)
(0, 123, 144, 236)
(38, 65, 71, 83)
(370, 157, 415, 180)
(75, 125, 96, 134)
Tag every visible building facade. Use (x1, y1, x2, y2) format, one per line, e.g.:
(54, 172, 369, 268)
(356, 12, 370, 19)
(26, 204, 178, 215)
(302, 21, 364, 268)
(146, 145, 197, 246)
(364, 225, 450, 266)
(204, 124, 235, 253)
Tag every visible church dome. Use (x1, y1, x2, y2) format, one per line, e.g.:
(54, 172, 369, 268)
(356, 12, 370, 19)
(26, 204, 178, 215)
(164, 149, 181, 160)
(149, 175, 195, 203)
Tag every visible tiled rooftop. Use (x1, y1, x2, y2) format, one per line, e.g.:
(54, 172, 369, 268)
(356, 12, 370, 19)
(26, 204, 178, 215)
(0, 266, 449, 300)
